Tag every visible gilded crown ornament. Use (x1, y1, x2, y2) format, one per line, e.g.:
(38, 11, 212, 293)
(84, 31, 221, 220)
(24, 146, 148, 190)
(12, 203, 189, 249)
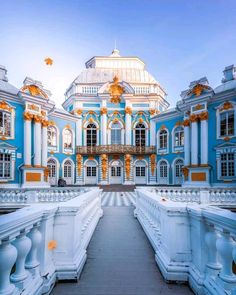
(0, 100, 13, 112)
(100, 107, 108, 115)
(188, 84, 210, 97)
(108, 76, 124, 104)
(125, 107, 132, 115)
(21, 84, 48, 99)
(220, 101, 233, 111)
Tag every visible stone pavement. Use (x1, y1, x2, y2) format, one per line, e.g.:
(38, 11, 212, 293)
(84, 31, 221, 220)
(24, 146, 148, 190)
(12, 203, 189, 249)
(101, 192, 136, 207)
(52, 207, 192, 295)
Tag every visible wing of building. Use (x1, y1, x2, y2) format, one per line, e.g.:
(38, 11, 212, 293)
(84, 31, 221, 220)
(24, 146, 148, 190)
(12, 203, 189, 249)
(0, 51, 235, 187)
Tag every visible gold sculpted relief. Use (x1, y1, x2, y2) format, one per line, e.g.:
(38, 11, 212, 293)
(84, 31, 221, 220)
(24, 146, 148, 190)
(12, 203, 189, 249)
(125, 154, 131, 180)
(125, 107, 132, 115)
(150, 154, 156, 176)
(77, 154, 82, 176)
(108, 76, 124, 104)
(21, 85, 48, 99)
(101, 154, 108, 180)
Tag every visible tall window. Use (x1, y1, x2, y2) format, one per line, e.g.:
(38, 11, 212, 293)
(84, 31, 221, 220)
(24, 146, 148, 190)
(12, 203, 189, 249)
(111, 122, 122, 144)
(174, 127, 184, 147)
(175, 159, 184, 178)
(0, 153, 11, 179)
(220, 111, 234, 136)
(159, 160, 168, 178)
(64, 129, 72, 149)
(47, 126, 57, 147)
(221, 153, 235, 177)
(86, 123, 97, 146)
(159, 130, 168, 149)
(64, 160, 72, 178)
(135, 123, 146, 146)
(47, 159, 56, 178)
(0, 111, 11, 137)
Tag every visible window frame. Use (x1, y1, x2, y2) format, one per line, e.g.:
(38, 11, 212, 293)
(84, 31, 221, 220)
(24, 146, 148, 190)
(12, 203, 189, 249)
(0, 102, 15, 140)
(216, 102, 236, 139)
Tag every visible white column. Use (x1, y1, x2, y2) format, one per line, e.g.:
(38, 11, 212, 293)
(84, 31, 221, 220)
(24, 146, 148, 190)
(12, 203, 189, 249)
(34, 118, 42, 167)
(191, 117, 198, 166)
(150, 119, 156, 146)
(184, 120, 190, 166)
(24, 117, 32, 166)
(76, 117, 82, 146)
(101, 110, 107, 145)
(42, 123, 48, 167)
(200, 114, 208, 165)
(125, 106, 132, 145)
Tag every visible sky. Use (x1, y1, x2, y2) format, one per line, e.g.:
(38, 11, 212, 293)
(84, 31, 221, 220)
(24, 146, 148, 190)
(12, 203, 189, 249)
(0, 0, 236, 107)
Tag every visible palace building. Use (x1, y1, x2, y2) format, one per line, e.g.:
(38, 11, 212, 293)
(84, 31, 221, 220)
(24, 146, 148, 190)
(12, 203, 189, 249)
(0, 50, 235, 187)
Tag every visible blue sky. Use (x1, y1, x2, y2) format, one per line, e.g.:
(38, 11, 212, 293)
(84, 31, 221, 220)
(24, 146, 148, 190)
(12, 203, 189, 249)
(0, 0, 236, 107)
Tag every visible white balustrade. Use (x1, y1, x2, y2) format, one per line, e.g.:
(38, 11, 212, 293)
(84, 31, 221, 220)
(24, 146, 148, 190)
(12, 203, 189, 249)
(135, 188, 236, 295)
(0, 187, 102, 295)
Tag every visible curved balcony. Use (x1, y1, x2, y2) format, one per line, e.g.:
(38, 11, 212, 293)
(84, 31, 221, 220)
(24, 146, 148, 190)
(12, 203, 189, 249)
(76, 145, 156, 155)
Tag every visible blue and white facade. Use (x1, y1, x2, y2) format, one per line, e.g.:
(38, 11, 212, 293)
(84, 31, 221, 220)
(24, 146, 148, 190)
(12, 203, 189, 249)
(0, 50, 235, 187)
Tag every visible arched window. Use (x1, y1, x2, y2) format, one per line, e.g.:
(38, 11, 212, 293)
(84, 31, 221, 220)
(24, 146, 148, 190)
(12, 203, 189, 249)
(0, 110, 11, 137)
(47, 159, 56, 178)
(86, 123, 97, 146)
(63, 129, 72, 149)
(47, 126, 57, 147)
(159, 130, 168, 149)
(220, 110, 234, 136)
(0, 153, 11, 179)
(63, 160, 72, 178)
(159, 160, 168, 178)
(175, 159, 184, 178)
(111, 122, 122, 144)
(174, 126, 184, 147)
(135, 123, 146, 147)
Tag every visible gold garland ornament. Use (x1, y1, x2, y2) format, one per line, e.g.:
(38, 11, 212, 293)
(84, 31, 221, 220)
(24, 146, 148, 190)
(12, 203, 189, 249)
(108, 76, 124, 104)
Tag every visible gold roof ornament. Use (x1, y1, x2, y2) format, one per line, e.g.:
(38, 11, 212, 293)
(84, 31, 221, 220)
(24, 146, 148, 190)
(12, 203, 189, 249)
(21, 85, 48, 99)
(44, 57, 53, 65)
(188, 84, 210, 97)
(108, 76, 124, 104)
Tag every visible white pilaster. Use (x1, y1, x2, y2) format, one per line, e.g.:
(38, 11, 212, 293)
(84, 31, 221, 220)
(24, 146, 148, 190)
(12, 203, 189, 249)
(150, 119, 156, 146)
(125, 103, 132, 145)
(101, 113, 107, 145)
(24, 119, 32, 166)
(191, 120, 198, 166)
(200, 118, 208, 165)
(34, 120, 42, 167)
(184, 121, 190, 166)
(76, 117, 82, 146)
(42, 124, 48, 167)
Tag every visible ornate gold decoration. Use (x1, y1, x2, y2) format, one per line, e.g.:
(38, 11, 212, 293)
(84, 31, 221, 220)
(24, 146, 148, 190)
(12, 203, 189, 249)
(125, 107, 132, 115)
(88, 156, 94, 161)
(189, 84, 210, 97)
(190, 114, 198, 123)
(77, 154, 82, 176)
(175, 121, 183, 126)
(88, 117, 94, 123)
(195, 104, 203, 110)
(113, 111, 120, 115)
(21, 85, 48, 98)
(0, 100, 13, 112)
(44, 167, 49, 182)
(33, 115, 42, 123)
(100, 107, 108, 115)
(65, 124, 71, 129)
(137, 155, 144, 160)
(108, 76, 124, 104)
(113, 155, 120, 160)
(0, 136, 7, 140)
(150, 154, 156, 176)
(23, 112, 33, 121)
(76, 109, 83, 116)
(220, 101, 233, 111)
(149, 109, 156, 116)
(48, 120, 55, 126)
(199, 111, 208, 121)
(42, 120, 50, 127)
(101, 154, 108, 180)
(224, 137, 231, 141)
(183, 119, 190, 127)
(125, 154, 131, 180)
(50, 151, 54, 155)
(44, 57, 53, 66)
(28, 104, 39, 112)
(48, 240, 57, 250)
(138, 118, 144, 123)
(160, 125, 166, 130)
(113, 117, 119, 123)
(182, 167, 189, 180)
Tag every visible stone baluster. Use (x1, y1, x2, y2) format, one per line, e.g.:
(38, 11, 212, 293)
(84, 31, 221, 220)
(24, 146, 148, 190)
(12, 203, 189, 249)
(205, 224, 221, 276)
(216, 231, 236, 283)
(25, 223, 42, 276)
(0, 239, 17, 295)
(11, 230, 32, 288)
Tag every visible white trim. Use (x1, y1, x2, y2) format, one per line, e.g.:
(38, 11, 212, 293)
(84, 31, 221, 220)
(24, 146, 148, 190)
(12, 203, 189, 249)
(84, 158, 99, 184)
(62, 127, 75, 154)
(133, 121, 149, 146)
(108, 120, 125, 145)
(48, 125, 60, 153)
(47, 156, 60, 186)
(171, 157, 184, 185)
(62, 157, 75, 185)
(171, 125, 184, 153)
(109, 159, 123, 184)
(216, 100, 236, 140)
(133, 159, 148, 184)
(156, 128, 169, 154)
(157, 158, 170, 184)
(0, 103, 15, 140)
(83, 121, 99, 146)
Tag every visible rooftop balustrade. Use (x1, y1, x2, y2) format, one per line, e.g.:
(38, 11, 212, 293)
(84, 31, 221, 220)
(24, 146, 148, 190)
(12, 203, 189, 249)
(0, 187, 103, 295)
(135, 188, 236, 295)
(76, 145, 156, 155)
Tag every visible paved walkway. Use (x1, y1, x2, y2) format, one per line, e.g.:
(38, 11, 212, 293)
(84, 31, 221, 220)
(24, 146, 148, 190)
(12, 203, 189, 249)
(52, 207, 192, 295)
(99, 185, 136, 192)
(101, 192, 136, 207)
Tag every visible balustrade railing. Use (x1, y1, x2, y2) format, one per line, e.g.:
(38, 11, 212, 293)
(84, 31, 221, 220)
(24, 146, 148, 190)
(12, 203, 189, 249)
(0, 187, 91, 204)
(0, 187, 103, 295)
(135, 188, 236, 295)
(76, 144, 156, 155)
